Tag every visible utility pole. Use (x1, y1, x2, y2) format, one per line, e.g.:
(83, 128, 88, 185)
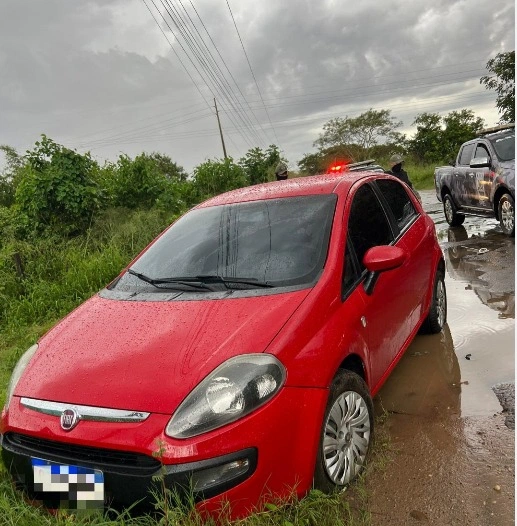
(214, 98, 228, 159)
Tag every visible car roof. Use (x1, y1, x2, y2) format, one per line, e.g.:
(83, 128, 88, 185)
(196, 171, 377, 208)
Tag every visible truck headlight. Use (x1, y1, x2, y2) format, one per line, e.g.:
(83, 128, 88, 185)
(5, 344, 38, 410)
(166, 354, 286, 439)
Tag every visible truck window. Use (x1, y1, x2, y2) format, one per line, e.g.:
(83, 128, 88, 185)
(473, 143, 490, 161)
(489, 133, 515, 161)
(458, 143, 475, 165)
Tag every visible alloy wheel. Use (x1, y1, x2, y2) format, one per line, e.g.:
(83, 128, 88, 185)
(500, 199, 514, 233)
(436, 278, 446, 328)
(444, 198, 454, 223)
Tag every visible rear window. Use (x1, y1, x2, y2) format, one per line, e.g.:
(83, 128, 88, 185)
(114, 194, 337, 292)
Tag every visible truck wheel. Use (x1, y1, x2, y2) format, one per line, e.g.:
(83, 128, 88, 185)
(443, 194, 465, 226)
(498, 193, 515, 237)
(314, 370, 373, 492)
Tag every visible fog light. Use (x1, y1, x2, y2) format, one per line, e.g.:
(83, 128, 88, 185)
(191, 459, 250, 492)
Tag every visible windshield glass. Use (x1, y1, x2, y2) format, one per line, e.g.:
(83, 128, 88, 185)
(112, 194, 337, 292)
(489, 132, 515, 161)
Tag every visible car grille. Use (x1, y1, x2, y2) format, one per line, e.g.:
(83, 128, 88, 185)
(2, 433, 161, 476)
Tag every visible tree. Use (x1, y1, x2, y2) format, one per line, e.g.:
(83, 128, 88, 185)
(147, 152, 188, 182)
(107, 153, 172, 209)
(408, 110, 485, 164)
(0, 145, 23, 207)
(191, 158, 248, 201)
(441, 109, 485, 161)
(298, 152, 325, 175)
(15, 135, 104, 235)
(314, 109, 403, 159)
(410, 112, 445, 163)
(239, 145, 282, 185)
(480, 51, 515, 123)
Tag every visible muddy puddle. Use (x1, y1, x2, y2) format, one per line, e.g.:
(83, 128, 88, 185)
(365, 190, 515, 525)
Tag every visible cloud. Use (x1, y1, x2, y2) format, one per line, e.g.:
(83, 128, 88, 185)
(0, 0, 514, 171)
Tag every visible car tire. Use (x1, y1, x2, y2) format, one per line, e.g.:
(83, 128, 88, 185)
(498, 193, 515, 237)
(443, 194, 465, 226)
(420, 269, 447, 334)
(313, 369, 373, 492)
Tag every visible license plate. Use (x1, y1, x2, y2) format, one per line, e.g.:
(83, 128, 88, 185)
(32, 458, 104, 509)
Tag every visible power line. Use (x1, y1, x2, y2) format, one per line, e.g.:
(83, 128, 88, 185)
(157, 0, 263, 148)
(225, 0, 280, 145)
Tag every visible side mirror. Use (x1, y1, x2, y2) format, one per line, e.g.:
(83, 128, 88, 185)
(362, 245, 407, 295)
(470, 156, 490, 168)
(448, 159, 456, 166)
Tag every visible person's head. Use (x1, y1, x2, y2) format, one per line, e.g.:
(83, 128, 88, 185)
(275, 162, 288, 181)
(389, 154, 404, 172)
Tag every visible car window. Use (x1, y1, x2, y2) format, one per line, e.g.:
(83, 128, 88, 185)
(347, 183, 394, 272)
(488, 132, 515, 161)
(458, 143, 475, 165)
(114, 194, 337, 291)
(375, 179, 418, 231)
(473, 143, 490, 160)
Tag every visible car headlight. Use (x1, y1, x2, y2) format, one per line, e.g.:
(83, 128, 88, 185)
(166, 354, 286, 439)
(5, 344, 38, 410)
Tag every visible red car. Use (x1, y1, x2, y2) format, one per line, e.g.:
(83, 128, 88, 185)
(1, 171, 446, 518)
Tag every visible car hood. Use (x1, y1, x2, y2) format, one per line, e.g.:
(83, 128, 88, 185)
(15, 290, 310, 414)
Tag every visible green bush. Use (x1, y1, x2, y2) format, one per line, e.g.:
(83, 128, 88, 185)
(14, 135, 104, 236)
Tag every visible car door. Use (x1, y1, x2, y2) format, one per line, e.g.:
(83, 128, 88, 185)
(454, 142, 476, 207)
(342, 181, 413, 391)
(470, 142, 494, 210)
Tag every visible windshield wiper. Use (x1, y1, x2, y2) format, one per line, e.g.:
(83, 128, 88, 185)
(127, 269, 216, 291)
(195, 275, 274, 288)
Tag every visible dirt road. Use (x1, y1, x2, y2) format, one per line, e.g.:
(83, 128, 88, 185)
(365, 190, 515, 525)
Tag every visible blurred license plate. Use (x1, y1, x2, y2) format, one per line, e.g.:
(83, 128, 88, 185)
(32, 457, 104, 509)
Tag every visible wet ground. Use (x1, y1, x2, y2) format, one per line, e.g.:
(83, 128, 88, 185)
(366, 190, 515, 525)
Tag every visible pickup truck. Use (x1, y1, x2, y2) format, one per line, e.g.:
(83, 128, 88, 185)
(435, 124, 515, 236)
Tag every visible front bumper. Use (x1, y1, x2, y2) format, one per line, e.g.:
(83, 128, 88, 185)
(1, 386, 328, 518)
(1, 432, 256, 510)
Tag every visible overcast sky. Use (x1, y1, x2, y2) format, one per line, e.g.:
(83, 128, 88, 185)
(0, 0, 514, 173)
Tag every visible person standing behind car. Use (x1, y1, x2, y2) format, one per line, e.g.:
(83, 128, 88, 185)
(386, 154, 422, 203)
(386, 154, 414, 188)
(275, 162, 288, 181)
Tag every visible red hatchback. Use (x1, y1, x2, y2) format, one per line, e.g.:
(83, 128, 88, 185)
(1, 171, 446, 518)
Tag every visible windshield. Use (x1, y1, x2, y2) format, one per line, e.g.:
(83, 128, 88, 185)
(112, 194, 337, 293)
(489, 132, 515, 161)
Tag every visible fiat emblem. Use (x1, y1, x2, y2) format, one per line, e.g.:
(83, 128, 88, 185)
(60, 408, 79, 431)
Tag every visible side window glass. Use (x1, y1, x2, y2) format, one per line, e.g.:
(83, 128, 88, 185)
(459, 143, 475, 165)
(347, 184, 394, 271)
(375, 179, 417, 231)
(473, 143, 490, 161)
(342, 236, 361, 295)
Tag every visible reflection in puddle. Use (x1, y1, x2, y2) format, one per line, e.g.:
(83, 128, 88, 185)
(375, 325, 460, 420)
(418, 190, 515, 418)
(443, 225, 514, 319)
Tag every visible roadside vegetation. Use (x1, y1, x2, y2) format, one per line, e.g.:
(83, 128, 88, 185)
(0, 48, 513, 521)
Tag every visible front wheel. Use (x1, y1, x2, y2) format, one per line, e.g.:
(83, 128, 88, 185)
(498, 193, 515, 237)
(420, 270, 447, 334)
(314, 370, 373, 492)
(443, 194, 465, 226)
